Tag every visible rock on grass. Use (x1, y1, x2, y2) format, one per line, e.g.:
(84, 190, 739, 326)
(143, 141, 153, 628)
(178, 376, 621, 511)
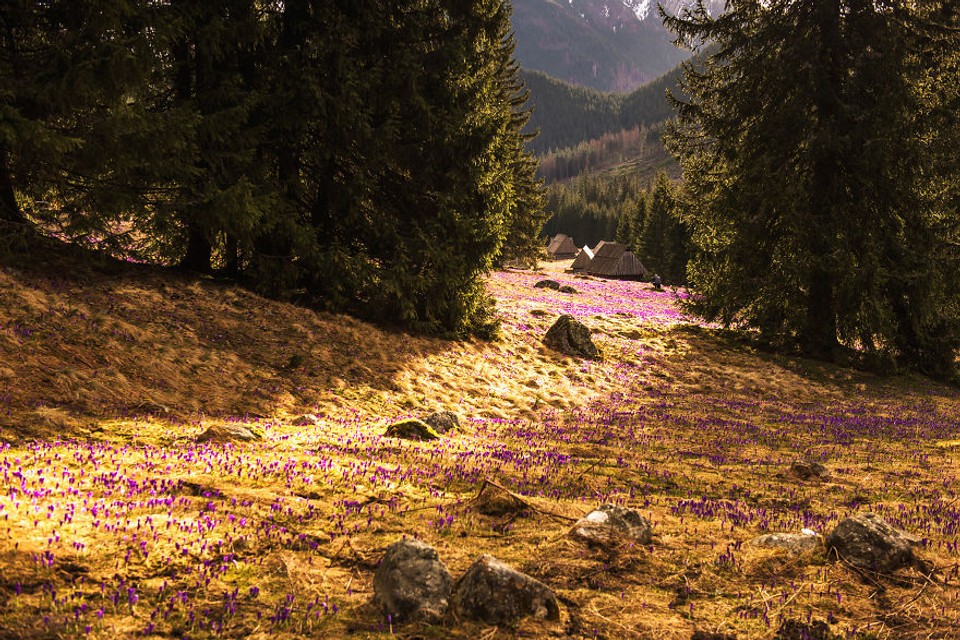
(373, 539, 453, 623)
(452, 555, 560, 624)
(825, 512, 918, 572)
(543, 314, 598, 359)
(533, 279, 561, 290)
(423, 410, 459, 434)
(790, 459, 830, 481)
(384, 419, 440, 441)
(196, 424, 262, 443)
(570, 504, 652, 548)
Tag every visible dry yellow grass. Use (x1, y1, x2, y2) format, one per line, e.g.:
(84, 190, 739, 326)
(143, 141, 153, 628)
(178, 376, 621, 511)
(0, 246, 958, 639)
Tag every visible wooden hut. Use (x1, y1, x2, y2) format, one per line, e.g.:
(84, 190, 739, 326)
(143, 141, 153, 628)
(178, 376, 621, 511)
(546, 234, 578, 259)
(570, 245, 594, 271)
(586, 242, 648, 279)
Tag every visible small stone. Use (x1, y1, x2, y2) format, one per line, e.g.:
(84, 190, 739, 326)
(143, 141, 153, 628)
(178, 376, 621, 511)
(473, 481, 528, 517)
(453, 555, 560, 625)
(196, 424, 262, 444)
(570, 504, 652, 548)
(291, 413, 321, 427)
(423, 411, 459, 434)
(790, 460, 830, 481)
(748, 532, 821, 553)
(825, 512, 918, 572)
(543, 314, 598, 359)
(530, 309, 549, 318)
(558, 285, 578, 294)
(533, 279, 561, 290)
(373, 539, 453, 623)
(384, 419, 440, 441)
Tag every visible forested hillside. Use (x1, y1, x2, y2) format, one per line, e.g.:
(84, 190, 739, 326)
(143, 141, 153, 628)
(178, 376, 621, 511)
(0, 0, 545, 338)
(523, 65, 681, 154)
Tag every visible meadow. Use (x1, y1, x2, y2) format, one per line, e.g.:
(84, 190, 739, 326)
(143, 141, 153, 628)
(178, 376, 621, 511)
(1, 252, 958, 639)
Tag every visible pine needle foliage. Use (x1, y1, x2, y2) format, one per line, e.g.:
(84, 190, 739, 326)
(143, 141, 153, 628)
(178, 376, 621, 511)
(662, 0, 960, 377)
(1, 0, 545, 339)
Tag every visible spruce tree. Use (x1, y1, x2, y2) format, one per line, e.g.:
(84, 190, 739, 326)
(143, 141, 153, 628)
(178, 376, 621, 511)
(638, 172, 689, 286)
(664, 1, 960, 374)
(0, 1, 158, 233)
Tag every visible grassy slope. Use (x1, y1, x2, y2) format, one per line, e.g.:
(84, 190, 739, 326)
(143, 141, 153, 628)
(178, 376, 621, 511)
(1, 243, 959, 639)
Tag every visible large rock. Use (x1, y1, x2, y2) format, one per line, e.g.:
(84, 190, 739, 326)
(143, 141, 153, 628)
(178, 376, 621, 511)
(570, 504, 652, 548)
(424, 411, 459, 434)
(196, 424, 263, 444)
(543, 314, 598, 359)
(825, 512, 918, 572)
(384, 419, 440, 441)
(533, 279, 561, 290)
(452, 555, 560, 624)
(373, 539, 453, 623)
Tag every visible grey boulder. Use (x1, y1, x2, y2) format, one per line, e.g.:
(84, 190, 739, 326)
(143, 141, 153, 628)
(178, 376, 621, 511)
(825, 512, 918, 572)
(543, 314, 598, 359)
(373, 539, 453, 622)
(424, 411, 459, 434)
(570, 504, 652, 548)
(452, 555, 560, 624)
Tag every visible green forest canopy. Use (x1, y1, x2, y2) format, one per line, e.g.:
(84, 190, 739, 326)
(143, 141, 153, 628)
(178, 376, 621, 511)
(0, 0, 546, 338)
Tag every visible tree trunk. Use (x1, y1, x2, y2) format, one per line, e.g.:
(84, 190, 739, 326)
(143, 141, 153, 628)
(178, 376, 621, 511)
(0, 147, 26, 225)
(802, 1, 844, 359)
(179, 223, 212, 272)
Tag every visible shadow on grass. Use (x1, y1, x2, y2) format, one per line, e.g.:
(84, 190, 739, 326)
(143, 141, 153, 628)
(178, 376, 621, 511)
(0, 235, 449, 433)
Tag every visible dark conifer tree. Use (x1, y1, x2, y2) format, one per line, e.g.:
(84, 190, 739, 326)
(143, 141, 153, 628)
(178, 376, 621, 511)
(0, 1, 157, 233)
(638, 172, 688, 285)
(664, 1, 960, 375)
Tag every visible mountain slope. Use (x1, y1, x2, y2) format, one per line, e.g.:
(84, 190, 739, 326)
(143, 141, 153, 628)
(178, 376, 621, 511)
(523, 63, 681, 154)
(511, 0, 720, 92)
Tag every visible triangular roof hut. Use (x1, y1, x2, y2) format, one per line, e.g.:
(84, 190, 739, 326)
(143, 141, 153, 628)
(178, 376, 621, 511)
(570, 245, 594, 271)
(586, 242, 648, 279)
(591, 240, 610, 254)
(546, 233, 578, 259)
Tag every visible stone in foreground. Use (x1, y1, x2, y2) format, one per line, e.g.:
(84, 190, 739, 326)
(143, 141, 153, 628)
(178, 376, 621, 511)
(424, 410, 459, 434)
(570, 504, 652, 547)
(558, 285, 578, 294)
(453, 555, 560, 624)
(543, 314, 598, 359)
(825, 512, 917, 572)
(384, 419, 440, 441)
(373, 539, 453, 623)
(196, 424, 262, 444)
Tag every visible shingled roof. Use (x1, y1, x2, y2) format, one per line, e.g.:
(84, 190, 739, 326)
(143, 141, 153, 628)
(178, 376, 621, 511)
(586, 242, 648, 279)
(546, 234, 578, 259)
(570, 245, 594, 271)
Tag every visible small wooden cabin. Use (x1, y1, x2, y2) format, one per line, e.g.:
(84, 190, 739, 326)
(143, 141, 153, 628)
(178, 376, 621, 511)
(570, 245, 594, 271)
(586, 242, 648, 279)
(546, 233, 578, 259)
